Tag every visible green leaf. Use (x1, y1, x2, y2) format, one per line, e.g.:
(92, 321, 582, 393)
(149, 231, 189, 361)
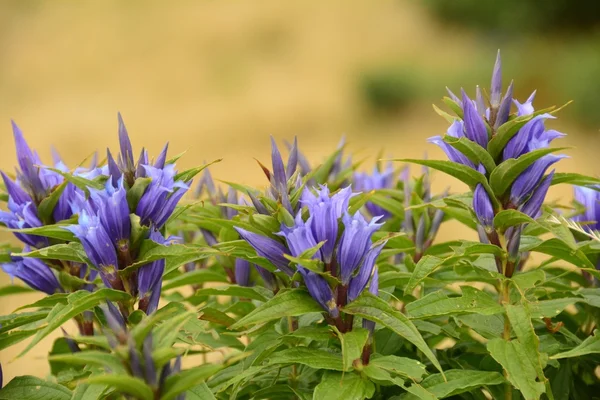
(161, 365, 223, 400)
(493, 210, 534, 231)
(550, 172, 600, 187)
(0, 310, 47, 334)
(0, 285, 35, 297)
(369, 355, 428, 381)
(126, 177, 152, 210)
(506, 304, 548, 389)
(342, 292, 443, 374)
(267, 347, 344, 371)
(199, 307, 236, 327)
(404, 256, 444, 295)
(18, 289, 131, 357)
(37, 181, 68, 224)
(185, 383, 216, 400)
(0, 376, 72, 400)
(443, 135, 496, 173)
(70, 382, 108, 400)
(229, 289, 322, 329)
(400, 370, 505, 400)
(0, 329, 39, 351)
(15, 293, 69, 311)
(313, 372, 375, 400)
(174, 159, 222, 182)
(46, 167, 105, 193)
(406, 287, 503, 319)
(16, 243, 88, 264)
(487, 338, 546, 400)
(551, 331, 600, 359)
(489, 147, 568, 197)
(85, 375, 153, 400)
(334, 327, 369, 372)
(528, 238, 595, 269)
(395, 159, 486, 189)
(120, 242, 207, 276)
(442, 96, 463, 119)
(195, 285, 272, 302)
(487, 112, 537, 161)
(529, 298, 582, 319)
(10, 224, 77, 242)
(49, 351, 127, 374)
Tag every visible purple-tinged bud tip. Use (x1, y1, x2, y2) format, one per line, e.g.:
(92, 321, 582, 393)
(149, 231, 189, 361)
(473, 184, 494, 229)
(490, 50, 502, 108)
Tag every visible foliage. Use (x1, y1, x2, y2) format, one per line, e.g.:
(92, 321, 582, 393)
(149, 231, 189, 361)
(0, 53, 599, 400)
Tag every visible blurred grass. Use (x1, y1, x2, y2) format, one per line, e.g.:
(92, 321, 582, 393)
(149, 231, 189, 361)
(0, 0, 599, 381)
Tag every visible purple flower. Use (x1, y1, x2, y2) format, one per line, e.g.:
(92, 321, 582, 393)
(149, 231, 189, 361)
(490, 51, 502, 108)
(234, 258, 251, 287)
(473, 184, 494, 228)
(461, 90, 489, 148)
(1, 248, 62, 295)
(503, 114, 564, 160)
(66, 211, 119, 288)
(337, 212, 383, 285)
(138, 229, 167, 314)
(348, 243, 385, 302)
(429, 121, 482, 171)
(235, 227, 293, 276)
(300, 186, 353, 261)
(11, 121, 49, 203)
(520, 171, 554, 219)
(136, 164, 189, 229)
(494, 81, 514, 129)
(510, 155, 564, 206)
(0, 173, 48, 248)
(353, 165, 394, 219)
(514, 91, 536, 116)
(573, 185, 600, 232)
(90, 178, 131, 245)
(297, 267, 339, 318)
(277, 214, 323, 261)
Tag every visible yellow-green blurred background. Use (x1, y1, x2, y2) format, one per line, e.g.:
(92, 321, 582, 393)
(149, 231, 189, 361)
(1, 0, 600, 382)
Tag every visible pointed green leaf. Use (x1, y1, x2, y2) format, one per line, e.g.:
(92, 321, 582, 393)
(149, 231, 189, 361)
(342, 292, 443, 374)
(369, 355, 428, 381)
(406, 286, 503, 319)
(550, 172, 600, 187)
(185, 383, 216, 400)
(268, 347, 344, 371)
(37, 181, 68, 224)
(313, 372, 375, 400)
(529, 238, 595, 269)
(161, 365, 223, 400)
(49, 351, 127, 374)
(400, 370, 505, 400)
(551, 331, 600, 359)
(15, 242, 88, 264)
(487, 338, 546, 400)
(443, 135, 496, 173)
(174, 159, 222, 182)
(85, 376, 152, 400)
(404, 256, 444, 295)
(395, 159, 486, 189)
(489, 147, 568, 197)
(493, 210, 534, 231)
(0, 376, 72, 400)
(195, 285, 272, 302)
(229, 289, 322, 329)
(19, 289, 131, 357)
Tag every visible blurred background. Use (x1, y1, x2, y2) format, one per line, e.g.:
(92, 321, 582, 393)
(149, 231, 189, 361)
(1, 0, 600, 381)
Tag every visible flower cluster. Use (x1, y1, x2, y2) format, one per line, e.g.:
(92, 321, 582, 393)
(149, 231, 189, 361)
(430, 52, 563, 274)
(236, 185, 385, 331)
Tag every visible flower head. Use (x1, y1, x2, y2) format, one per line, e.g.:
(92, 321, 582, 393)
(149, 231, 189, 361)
(1, 248, 63, 295)
(136, 164, 189, 229)
(353, 164, 394, 219)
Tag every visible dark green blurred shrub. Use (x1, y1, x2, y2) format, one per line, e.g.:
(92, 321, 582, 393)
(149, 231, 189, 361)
(359, 68, 418, 113)
(425, 0, 600, 34)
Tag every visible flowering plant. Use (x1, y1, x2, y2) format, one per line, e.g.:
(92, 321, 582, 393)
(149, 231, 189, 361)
(0, 53, 599, 400)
